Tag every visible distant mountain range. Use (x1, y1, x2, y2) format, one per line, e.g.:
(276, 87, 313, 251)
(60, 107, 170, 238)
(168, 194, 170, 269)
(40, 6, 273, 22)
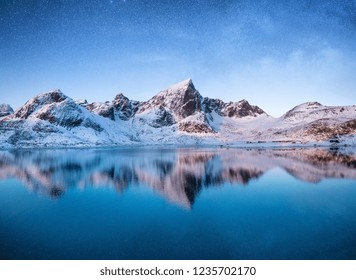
(0, 79, 355, 148)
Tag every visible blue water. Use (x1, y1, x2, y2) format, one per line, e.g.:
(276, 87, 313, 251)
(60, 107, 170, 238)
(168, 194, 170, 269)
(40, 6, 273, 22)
(0, 147, 355, 259)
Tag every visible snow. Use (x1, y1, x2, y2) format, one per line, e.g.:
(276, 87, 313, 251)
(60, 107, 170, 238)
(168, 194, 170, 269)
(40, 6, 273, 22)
(0, 80, 355, 149)
(76, 99, 88, 105)
(166, 78, 193, 91)
(283, 103, 356, 124)
(0, 103, 14, 117)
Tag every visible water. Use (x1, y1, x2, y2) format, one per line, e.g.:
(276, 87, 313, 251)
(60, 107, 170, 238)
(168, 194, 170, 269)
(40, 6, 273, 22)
(0, 147, 355, 260)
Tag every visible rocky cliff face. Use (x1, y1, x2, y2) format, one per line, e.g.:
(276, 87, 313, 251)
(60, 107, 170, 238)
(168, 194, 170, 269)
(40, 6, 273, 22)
(137, 79, 203, 121)
(132, 79, 214, 133)
(112, 93, 140, 121)
(76, 93, 140, 121)
(287, 119, 356, 142)
(85, 101, 115, 121)
(202, 98, 266, 118)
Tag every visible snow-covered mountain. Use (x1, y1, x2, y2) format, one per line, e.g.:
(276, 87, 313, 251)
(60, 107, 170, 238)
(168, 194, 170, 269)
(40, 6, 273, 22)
(0, 103, 14, 117)
(0, 79, 355, 148)
(0, 90, 133, 148)
(77, 93, 141, 121)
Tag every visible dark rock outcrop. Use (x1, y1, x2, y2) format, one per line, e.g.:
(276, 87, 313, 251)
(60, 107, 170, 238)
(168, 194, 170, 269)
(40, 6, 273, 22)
(202, 98, 266, 118)
(113, 93, 140, 121)
(178, 112, 215, 134)
(137, 79, 203, 121)
(86, 102, 115, 121)
(148, 106, 175, 128)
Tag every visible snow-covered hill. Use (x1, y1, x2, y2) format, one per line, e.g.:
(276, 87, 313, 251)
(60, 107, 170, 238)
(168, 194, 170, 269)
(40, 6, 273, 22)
(0, 79, 355, 148)
(0, 103, 14, 117)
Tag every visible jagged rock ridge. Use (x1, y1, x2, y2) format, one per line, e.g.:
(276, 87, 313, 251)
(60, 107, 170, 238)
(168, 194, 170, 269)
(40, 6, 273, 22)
(73, 79, 266, 134)
(76, 93, 141, 121)
(0, 79, 355, 148)
(134, 79, 266, 133)
(203, 98, 265, 118)
(0, 90, 131, 148)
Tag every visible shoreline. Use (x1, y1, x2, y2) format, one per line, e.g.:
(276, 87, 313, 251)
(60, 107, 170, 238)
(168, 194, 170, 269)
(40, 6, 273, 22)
(1, 140, 355, 151)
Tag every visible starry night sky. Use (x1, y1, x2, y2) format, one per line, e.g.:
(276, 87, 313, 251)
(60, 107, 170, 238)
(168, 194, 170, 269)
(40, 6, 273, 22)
(1, 0, 355, 116)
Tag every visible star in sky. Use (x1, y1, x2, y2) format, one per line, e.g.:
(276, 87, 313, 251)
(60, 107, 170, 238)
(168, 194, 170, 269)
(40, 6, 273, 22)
(0, 0, 355, 116)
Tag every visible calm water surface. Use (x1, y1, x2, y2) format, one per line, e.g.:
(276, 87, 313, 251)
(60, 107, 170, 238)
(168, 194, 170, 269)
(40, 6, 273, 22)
(0, 147, 355, 259)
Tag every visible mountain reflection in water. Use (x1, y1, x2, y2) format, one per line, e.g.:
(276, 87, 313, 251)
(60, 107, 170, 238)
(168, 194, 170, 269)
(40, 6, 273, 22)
(0, 147, 355, 208)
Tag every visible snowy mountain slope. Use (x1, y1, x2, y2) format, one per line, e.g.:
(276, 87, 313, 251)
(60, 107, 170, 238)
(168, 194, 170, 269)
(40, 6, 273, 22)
(204, 101, 356, 144)
(256, 103, 356, 143)
(0, 79, 355, 148)
(283, 102, 356, 124)
(0, 90, 132, 148)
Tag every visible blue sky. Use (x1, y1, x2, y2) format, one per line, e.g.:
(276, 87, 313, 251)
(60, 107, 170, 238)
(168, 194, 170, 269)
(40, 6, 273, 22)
(1, 0, 355, 117)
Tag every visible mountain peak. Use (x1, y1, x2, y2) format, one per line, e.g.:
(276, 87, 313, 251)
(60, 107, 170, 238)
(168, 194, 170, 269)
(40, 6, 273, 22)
(283, 101, 333, 123)
(114, 93, 129, 102)
(138, 78, 202, 121)
(36, 89, 67, 103)
(284, 101, 323, 120)
(1, 81, 355, 148)
(113, 93, 140, 121)
(168, 78, 195, 92)
(0, 103, 14, 117)
(298, 102, 323, 109)
(14, 89, 69, 119)
(238, 99, 248, 104)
